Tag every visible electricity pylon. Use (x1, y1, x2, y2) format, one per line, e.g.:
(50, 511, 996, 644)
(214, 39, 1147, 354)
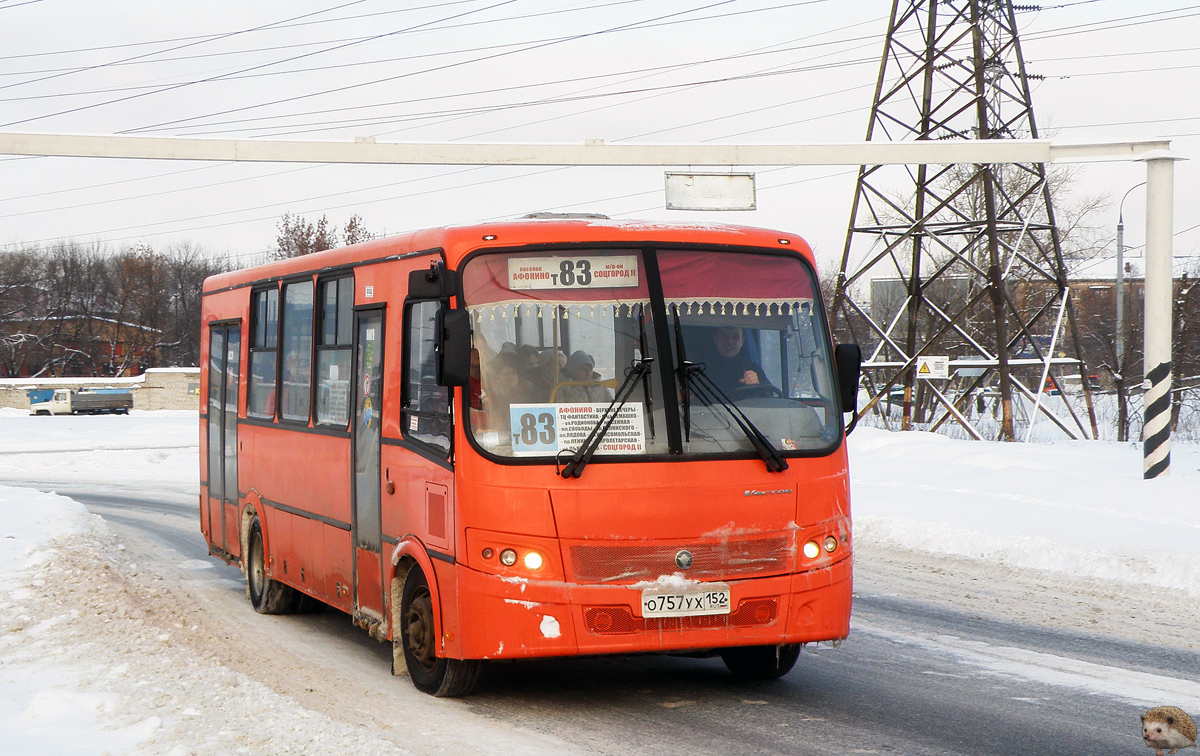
(831, 0, 1098, 441)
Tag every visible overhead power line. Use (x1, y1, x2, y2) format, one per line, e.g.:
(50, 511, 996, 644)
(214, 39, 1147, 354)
(1024, 5, 1200, 40)
(121, 0, 818, 135)
(2, 10, 880, 217)
(0, 0, 524, 128)
(0, 0, 610, 62)
(0, 0, 370, 93)
(166, 57, 879, 139)
(0, 33, 878, 108)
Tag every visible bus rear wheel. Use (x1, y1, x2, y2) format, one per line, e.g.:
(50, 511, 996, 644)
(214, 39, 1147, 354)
(399, 567, 481, 697)
(247, 517, 297, 615)
(720, 643, 801, 679)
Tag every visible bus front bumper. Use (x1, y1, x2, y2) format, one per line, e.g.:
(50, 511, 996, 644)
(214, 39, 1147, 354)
(455, 557, 851, 660)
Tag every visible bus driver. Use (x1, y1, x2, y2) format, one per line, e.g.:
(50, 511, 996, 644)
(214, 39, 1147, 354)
(707, 326, 769, 394)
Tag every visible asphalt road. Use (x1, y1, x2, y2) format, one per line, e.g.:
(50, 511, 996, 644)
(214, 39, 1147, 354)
(39, 482, 1198, 756)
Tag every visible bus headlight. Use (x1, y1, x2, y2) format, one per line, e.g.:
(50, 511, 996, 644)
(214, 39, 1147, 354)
(466, 529, 563, 580)
(824, 535, 838, 553)
(802, 541, 820, 559)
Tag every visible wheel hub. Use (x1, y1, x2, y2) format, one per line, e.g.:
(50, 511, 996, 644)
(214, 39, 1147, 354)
(405, 588, 437, 670)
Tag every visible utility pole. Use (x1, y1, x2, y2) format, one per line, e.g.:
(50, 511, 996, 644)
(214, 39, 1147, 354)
(1141, 155, 1181, 478)
(832, 0, 1098, 442)
(1114, 182, 1144, 443)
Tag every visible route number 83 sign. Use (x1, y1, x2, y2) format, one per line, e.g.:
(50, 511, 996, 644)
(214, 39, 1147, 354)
(508, 255, 639, 290)
(509, 403, 646, 455)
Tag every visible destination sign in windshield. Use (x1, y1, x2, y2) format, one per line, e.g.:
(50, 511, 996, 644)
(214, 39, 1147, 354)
(508, 255, 639, 290)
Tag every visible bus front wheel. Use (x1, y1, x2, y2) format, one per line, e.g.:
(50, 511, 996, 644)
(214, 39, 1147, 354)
(720, 643, 801, 679)
(247, 517, 297, 615)
(399, 567, 481, 697)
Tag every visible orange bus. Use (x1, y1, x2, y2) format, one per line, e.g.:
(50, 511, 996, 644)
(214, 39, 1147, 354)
(200, 216, 861, 696)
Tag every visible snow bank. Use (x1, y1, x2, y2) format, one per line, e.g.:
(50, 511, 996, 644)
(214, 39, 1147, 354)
(0, 480, 414, 756)
(849, 428, 1200, 598)
(0, 486, 90, 578)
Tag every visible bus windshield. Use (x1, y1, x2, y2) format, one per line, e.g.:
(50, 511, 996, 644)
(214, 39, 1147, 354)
(461, 248, 840, 461)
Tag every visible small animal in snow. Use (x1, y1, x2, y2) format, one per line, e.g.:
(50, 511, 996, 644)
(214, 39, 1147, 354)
(1141, 706, 1196, 755)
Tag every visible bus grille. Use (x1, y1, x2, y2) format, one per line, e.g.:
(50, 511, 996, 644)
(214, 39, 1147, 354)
(566, 534, 792, 584)
(583, 598, 778, 635)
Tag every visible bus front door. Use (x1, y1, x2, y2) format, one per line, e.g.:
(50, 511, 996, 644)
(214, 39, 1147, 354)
(351, 309, 386, 629)
(205, 324, 240, 558)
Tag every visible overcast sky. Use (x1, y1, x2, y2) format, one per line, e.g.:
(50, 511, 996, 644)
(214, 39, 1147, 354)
(1, 0, 1197, 272)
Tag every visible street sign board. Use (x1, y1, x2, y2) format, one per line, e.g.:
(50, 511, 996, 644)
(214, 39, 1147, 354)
(916, 356, 949, 380)
(664, 172, 756, 211)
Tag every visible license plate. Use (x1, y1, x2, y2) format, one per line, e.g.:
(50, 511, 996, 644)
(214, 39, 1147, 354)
(640, 585, 731, 618)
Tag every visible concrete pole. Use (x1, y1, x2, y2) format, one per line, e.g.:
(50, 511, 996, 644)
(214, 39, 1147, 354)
(1115, 217, 1125, 360)
(1116, 182, 1145, 371)
(1141, 154, 1181, 479)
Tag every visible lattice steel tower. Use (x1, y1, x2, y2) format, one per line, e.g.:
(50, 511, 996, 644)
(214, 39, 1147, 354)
(831, 0, 1097, 441)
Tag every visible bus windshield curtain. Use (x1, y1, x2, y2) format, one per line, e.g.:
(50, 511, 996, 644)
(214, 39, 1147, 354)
(461, 249, 814, 318)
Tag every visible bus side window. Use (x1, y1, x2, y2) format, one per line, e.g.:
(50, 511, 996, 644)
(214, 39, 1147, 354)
(402, 300, 451, 455)
(247, 286, 279, 419)
(280, 279, 314, 423)
(315, 276, 353, 427)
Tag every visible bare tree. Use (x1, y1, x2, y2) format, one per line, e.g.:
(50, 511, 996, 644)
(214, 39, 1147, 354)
(162, 243, 230, 366)
(0, 240, 234, 376)
(342, 214, 377, 246)
(1173, 262, 1200, 431)
(275, 212, 338, 259)
(40, 242, 109, 376)
(0, 249, 46, 377)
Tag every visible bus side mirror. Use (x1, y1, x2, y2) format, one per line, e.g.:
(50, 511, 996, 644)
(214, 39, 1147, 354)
(409, 261, 459, 299)
(437, 308, 471, 387)
(834, 343, 862, 413)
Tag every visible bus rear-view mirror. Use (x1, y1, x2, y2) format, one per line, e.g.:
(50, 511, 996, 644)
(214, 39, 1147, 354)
(437, 308, 472, 387)
(834, 343, 862, 413)
(408, 262, 459, 299)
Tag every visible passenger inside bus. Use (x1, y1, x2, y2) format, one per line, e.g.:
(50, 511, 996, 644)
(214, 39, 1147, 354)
(526, 348, 562, 399)
(554, 350, 615, 403)
(493, 352, 536, 405)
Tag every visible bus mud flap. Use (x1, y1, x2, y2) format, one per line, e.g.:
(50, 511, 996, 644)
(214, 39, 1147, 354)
(390, 561, 412, 676)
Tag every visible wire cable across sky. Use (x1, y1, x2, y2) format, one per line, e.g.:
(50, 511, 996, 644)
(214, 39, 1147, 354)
(0, 0, 1196, 261)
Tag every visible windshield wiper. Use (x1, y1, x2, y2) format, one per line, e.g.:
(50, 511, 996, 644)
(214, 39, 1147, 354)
(682, 363, 789, 474)
(637, 303, 655, 440)
(560, 357, 654, 479)
(667, 304, 785, 472)
(671, 304, 692, 442)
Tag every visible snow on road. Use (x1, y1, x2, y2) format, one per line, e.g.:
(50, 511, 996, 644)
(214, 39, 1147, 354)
(855, 619, 1200, 713)
(0, 409, 1196, 754)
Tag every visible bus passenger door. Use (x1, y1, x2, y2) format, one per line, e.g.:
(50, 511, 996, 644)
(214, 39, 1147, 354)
(205, 324, 240, 557)
(351, 309, 386, 625)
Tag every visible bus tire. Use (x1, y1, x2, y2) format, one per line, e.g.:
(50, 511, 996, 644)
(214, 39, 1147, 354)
(399, 566, 481, 697)
(246, 517, 296, 615)
(720, 643, 801, 680)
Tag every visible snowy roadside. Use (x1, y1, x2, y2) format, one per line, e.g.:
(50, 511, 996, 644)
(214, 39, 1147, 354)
(0, 411, 589, 756)
(0, 485, 420, 756)
(0, 410, 1197, 753)
(848, 427, 1200, 601)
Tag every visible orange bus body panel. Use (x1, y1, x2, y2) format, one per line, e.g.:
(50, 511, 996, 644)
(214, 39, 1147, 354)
(199, 218, 853, 670)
